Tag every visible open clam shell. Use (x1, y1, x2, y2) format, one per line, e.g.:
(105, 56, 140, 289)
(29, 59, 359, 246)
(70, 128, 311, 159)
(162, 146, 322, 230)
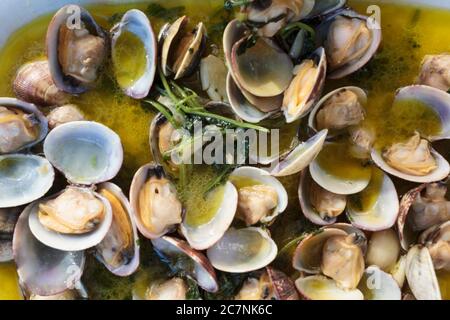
(371, 147, 450, 184)
(405, 245, 442, 300)
(295, 275, 364, 300)
(298, 169, 340, 226)
(160, 16, 206, 80)
(152, 236, 218, 293)
(129, 163, 181, 239)
(303, 0, 347, 19)
(28, 186, 113, 251)
(292, 227, 347, 273)
(282, 47, 327, 123)
(394, 85, 450, 141)
(323, 222, 368, 254)
(310, 142, 372, 195)
(317, 9, 382, 80)
(266, 267, 300, 300)
(0, 98, 49, 154)
(269, 129, 328, 177)
(95, 182, 140, 277)
(13, 203, 86, 296)
(111, 9, 157, 99)
(181, 181, 237, 250)
(44, 121, 123, 185)
(230, 166, 288, 225)
(307, 86, 367, 136)
(46, 5, 108, 94)
(207, 227, 277, 273)
(358, 265, 401, 300)
(346, 169, 399, 231)
(0, 154, 54, 209)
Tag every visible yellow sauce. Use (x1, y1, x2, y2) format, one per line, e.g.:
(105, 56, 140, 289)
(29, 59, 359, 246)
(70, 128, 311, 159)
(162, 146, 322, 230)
(0, 263, 22, 300)
(182, 166, 226, 227)
(113, 30, 148, 89)
(349, 168, 384, 212)
(316, 143, 372, 181)
(229, 176, 262, 190)
(437, 270, 450, 300)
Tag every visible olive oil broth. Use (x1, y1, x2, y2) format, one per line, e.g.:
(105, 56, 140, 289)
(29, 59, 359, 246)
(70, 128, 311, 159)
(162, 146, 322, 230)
(0, 0, 449, 299)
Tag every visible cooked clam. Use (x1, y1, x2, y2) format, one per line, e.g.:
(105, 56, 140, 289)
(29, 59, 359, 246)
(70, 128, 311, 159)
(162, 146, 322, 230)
(417, 54, 450, 91)
(145, 277, 187, 300)
(200, 55, 229, 102)
(235, 267, 299, 300)
(152, 236, 218, 293)
(207, 227, 277, 273)
(317, 9, 382, 79)
(46, 104, 84, 129)
(130, 163, 182, 239)
(419, 221, 450, 271)
(95, 182, 140, 277)
(366, 229, 401, 272)
(0, 207, 20, 262)
(111, 9, 157, 99)
(358, 265, 401, 300)
(13, 203, 86, 296)
(46, 5, 108, 93)
(0, 98, 48, 154)
(282, 48, 327, 123)
(13, 60, 70, 106)
(230, 166, 288, 225)
(0, 154, 54, 209)
(160, 16, 206, 80)
(28, 186, 113, 251)
(308, 86, 367, 135)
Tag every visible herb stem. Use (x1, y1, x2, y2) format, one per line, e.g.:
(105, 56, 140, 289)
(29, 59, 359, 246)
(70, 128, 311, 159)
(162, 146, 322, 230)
(144, 99, 178, 127)
(187, 110, 269, 132)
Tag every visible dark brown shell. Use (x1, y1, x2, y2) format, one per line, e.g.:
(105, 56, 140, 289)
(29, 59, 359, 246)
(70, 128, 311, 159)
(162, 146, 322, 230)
(13, 60, 70, 106)
(266, 267, 299, 300)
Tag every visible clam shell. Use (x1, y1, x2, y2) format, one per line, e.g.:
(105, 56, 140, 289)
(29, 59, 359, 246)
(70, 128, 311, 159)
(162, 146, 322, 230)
(323, 222, 368, 254)
(206, 227, 277, 273)
(230, 166, 288, 224)
(292, 227, 347, 273)
(298, 169, 338, 226)
(304, 0, 347, 19)
(269, 129, 328, 177)
(394, 85, 450, 141)
(346, 170, 399, 231)
(266, 267, 299, 300)
(13, 203, 86, 296)
(46, 5, 108, 94)
(111, 9, 157, 99)
(295, 275, 364, 300)
(95, 182, 140, 277)
(129, 163, 179, 239)
(13, 60, 70, 106)
(181, 181, 237, 250)
(152, 236, 218, 293)
(307, 86, 367, 136)
(405, 245, 442, 300)
(283, 47, 327, 123)
(0, 207, 20, 262)
(370, 147, 450, 184)
(44, 121, 123, 185)
(0, 97, 49, 154)
(358, 265, 401, 300)
(310, 143, 372, 195)
(27, 186, 113, 251)
(317, 9, 382, 80)
(0, 154, 54, 209)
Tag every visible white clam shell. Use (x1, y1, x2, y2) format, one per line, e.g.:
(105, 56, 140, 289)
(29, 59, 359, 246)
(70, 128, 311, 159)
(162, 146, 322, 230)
(359, 265, 401, 300)
(44, 121, 123, 185)
(295, 275, 364, 300)
(371, 147, 450, 184)
(111, 9, 157, 99)
(307, 86, 367, 136)
(346, 171, 399, 231)
(181, 181, 237, 250)
(152, 236, 218, 293)
(13, 203, 85, 296)
(28, 186, 113, 251)
(0, 154, 54, 209)
(0, 97, 48, 154)
(269, 129, 328, 177)
(230, 166, 288, 224)
(406, 245, 442, 300)
(207, 227, 277, 273)
(395, 85, 450, 141)
(95, 182, 140, 277)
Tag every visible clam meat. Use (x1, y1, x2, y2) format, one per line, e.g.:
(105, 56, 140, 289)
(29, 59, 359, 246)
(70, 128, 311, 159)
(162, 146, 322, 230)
(417, 54, 450, 91)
